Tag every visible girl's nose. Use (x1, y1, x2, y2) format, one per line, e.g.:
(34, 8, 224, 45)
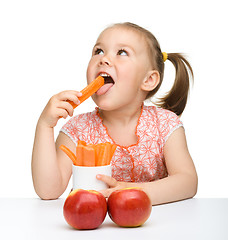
(99, 55, 112, 66)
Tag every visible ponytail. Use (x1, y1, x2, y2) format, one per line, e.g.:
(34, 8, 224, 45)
(156, 53, 193, 116)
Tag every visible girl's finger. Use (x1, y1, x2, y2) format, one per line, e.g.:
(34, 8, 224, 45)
(96, 174, 117, 188)
(56, 108, 68, 119)
(57, 101, 74, 117)
(58, 91, 82, 105)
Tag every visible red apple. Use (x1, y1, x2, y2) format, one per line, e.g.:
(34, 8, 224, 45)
(107, 188, 152, 227)
(63, 189, 107, 230)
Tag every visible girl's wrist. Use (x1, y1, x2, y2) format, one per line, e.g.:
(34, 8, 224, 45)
(37, 117, 54, 131)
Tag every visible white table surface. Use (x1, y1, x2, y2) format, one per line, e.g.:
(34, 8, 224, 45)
(0, 198, 227, 240)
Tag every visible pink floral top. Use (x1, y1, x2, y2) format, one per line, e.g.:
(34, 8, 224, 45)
(60, 105, 183, 183)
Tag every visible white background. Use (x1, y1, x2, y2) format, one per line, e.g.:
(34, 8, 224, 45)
(0, 0, 227, 198)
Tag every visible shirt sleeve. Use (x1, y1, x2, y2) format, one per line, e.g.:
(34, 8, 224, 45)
(156, 108, 183, 143)
(60, 115, 79, 144)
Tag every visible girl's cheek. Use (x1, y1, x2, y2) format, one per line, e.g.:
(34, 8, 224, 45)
(86, 63, 94, 82)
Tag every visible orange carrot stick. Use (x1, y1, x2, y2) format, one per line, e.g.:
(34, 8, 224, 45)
(96, 144, 105, 166)
(68, 76, 104, 109)
(77, 140, 87, 146)
(101, 144, 109, 166)
(105, 143, 111, 166)
(59, 145, 77, 166)
(110, 144, 117, 158)
(76, 145, 84, 166)
(106, 144, 116, 165)
(82, 146, 96, 167)
(94, 144, 100, 166)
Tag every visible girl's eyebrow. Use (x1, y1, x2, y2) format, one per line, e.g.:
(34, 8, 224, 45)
(93, 42, 136, 53)
(93, 42, 102, 48)
(117, 43, 135, 52)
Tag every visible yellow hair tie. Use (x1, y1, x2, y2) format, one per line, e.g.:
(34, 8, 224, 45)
(162, 52, 168, 62)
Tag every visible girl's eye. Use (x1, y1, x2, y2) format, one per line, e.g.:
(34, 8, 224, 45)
(94, 48, 104, 55)
(117, 49, 128, 56)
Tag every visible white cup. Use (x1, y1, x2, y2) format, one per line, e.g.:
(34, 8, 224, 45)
(72, 164, 111, 191)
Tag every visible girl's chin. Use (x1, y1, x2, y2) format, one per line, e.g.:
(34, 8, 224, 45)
(93, 98, 117, 111)
(96, 103, 116, 111)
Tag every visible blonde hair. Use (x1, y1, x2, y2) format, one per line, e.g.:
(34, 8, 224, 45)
(108, 22, 194, 116)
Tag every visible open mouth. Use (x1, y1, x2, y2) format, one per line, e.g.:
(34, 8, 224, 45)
(96, 73, 115, 95)
(99, 73, 115, 85)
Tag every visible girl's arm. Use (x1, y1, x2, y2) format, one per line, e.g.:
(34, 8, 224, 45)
(97, 127, 198, 205)
(31, 91, 81, 200)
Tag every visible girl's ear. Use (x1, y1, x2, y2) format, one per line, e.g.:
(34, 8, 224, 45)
(141, 70, 160, 92)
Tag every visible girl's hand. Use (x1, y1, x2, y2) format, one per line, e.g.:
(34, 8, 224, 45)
(96, 174, 127, 198)
(39, 90, 82, 128)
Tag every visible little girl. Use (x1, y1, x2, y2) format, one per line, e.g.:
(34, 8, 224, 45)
(32, 22, 198, 205)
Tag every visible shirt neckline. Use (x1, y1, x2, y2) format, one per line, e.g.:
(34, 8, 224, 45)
(95, 104, 144, 149)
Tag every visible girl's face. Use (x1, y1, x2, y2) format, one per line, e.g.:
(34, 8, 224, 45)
(86, 26, 152, 111)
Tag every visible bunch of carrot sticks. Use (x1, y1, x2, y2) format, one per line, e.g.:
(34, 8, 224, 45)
(60, 141, 117, 167)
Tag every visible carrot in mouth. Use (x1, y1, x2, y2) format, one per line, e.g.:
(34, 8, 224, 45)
(68, 76, 104, 108)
